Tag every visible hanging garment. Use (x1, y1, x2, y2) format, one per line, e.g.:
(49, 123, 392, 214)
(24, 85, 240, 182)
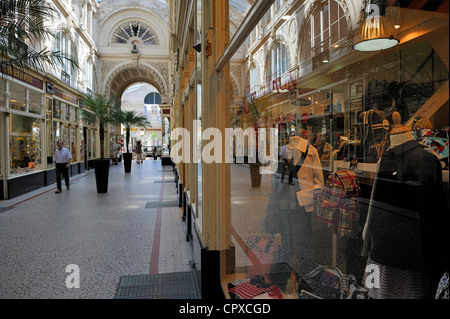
(288, 137, 324, 213)
(313, 170, 361, 239)
(363, 256, 425, 299)
(359, 109, 389, 163)
(362, 140, 449, 298)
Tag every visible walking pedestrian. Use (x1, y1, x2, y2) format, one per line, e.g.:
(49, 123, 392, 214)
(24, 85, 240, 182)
(54, 140, 72, 194)
(279, 141, 295, 185)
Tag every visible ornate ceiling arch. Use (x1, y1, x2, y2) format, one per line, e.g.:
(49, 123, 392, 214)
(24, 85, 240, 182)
(103, 62, 169, 99)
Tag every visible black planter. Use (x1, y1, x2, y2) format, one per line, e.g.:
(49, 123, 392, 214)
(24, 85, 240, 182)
(94, 159, 110, 193)
(123, 153, 132, 173)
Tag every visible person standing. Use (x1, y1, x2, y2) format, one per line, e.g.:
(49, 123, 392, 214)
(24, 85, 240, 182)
(135, 140, 143, 164)
(279, 141, 294, 184)
(54, 140, 72, 194)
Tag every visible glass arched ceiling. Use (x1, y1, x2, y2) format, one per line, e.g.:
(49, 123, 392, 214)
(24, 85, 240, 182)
(97, 0, 249, 14)
(230, 0, 251, 13)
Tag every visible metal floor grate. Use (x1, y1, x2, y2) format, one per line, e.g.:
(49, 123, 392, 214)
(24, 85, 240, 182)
(115, 272, 199, 299)
(145, 201, 179, 208)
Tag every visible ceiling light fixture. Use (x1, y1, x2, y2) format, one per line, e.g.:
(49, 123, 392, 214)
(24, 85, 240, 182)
(353, 15, 399, 51)
(281, 15, 291, 20)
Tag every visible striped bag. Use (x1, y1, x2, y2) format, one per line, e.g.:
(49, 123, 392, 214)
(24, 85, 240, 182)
(313, 170, 361, 239)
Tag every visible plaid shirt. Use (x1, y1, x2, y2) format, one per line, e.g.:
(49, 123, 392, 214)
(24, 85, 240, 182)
(313, 170, 361, 239)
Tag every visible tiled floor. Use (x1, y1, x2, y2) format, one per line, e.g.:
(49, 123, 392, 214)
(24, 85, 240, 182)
(0, 159, 191, 299)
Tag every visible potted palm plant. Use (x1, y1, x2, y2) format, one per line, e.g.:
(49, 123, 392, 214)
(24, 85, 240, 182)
(233, 100, 264, 188)
(81, 94, 119, 193)
(114, 110, 148, 173)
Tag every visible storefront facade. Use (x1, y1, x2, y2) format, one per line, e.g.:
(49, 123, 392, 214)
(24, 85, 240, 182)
(0, 0, 103, 200)
(170, 0, 449, 299)
(0, 67, 46, 199)
(0, 69, 99, 200)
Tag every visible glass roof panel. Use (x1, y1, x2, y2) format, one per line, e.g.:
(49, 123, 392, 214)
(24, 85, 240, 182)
(230, 0, 251, 13)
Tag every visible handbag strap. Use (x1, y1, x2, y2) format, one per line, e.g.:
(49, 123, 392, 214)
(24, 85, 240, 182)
(299, 141, 310, 166)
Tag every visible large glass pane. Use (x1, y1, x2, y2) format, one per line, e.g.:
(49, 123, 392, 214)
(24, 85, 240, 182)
(9, 114, 42, 175)
(9, 83, 26, 111)
(46, 99, 54, 168)
(70, 126, 77, 162)
(80, 127, 84, 163)
(29, 90, 43, 115)
(0, 78, 6, 107)
(223, 1, 449, 300)
(53, 100, 61, 119)
(0, 113, 3, 180)
(196, 0, 202, 228)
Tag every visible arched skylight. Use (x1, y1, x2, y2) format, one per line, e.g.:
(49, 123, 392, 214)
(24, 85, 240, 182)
(111, 21, 160, 45)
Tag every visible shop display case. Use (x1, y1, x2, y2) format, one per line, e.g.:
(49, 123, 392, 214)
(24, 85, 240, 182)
(9, 134, 41, 175)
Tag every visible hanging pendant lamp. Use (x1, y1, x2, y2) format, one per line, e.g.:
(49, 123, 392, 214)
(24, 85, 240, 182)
(353, 15, 399, 51)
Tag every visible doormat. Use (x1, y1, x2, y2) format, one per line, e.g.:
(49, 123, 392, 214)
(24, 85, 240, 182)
(0, 207, 14, 213)
(115, 272, 199, 299)
(145, 201, 179, 208)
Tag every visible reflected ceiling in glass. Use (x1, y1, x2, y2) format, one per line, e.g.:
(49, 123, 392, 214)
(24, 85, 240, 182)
(230, 0, 251, 13)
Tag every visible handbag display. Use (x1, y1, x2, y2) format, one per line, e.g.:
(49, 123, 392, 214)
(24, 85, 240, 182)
(298, 265, 368, 299)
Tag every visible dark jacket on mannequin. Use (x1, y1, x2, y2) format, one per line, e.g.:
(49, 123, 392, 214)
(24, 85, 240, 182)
(368, 139, 449, 298)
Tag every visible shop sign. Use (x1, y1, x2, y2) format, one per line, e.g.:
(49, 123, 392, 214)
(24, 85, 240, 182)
(0, 64, 43, 89)
(129, 128, 161, 132)
(53, 87, 78, 105)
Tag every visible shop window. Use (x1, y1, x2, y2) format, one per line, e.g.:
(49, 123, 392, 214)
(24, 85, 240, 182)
(29, 90, 43, 115)
(79, 127, 84, 162)
(224, 3, 448, 301)
(62, 124, 70, 148)
(70, 105, 77, 122)
(46, 98, 53, 168)
(9, 114, 42, 175)
(66, 125, 79, 162)
(53, 121, 61, 153)
(62, 102, 70, 121)
(9, 83, 26, 111)
(53, 100, 61, 119)
(0, 78, 5, 107)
